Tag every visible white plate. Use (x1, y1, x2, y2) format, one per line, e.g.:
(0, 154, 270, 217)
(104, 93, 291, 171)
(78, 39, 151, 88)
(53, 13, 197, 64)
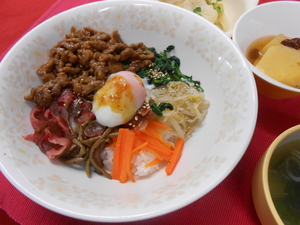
(0, 0, 257, 222)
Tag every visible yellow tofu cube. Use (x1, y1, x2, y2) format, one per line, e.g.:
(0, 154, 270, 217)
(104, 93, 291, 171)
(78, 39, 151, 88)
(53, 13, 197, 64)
(256, 44, 300, 88)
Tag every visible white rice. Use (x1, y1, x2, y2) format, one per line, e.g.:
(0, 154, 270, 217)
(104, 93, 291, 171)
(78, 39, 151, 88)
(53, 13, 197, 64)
(102, 147, 160, 178)
(131, 151, 160, 177)
(102, 147, 114, 172)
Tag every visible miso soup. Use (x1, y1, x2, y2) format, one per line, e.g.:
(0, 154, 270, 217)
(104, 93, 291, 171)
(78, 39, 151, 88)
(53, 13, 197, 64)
(268, 140, 300, 225)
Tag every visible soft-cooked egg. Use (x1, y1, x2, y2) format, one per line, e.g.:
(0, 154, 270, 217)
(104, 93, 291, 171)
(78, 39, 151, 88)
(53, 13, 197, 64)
(92, 71, 146, 127)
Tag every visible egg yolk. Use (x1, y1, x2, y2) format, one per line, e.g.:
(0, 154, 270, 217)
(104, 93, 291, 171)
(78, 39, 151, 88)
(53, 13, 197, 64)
(92, 71, 146, 127)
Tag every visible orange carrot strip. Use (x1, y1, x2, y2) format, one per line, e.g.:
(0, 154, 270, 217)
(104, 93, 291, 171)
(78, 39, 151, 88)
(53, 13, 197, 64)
(145, 158, 162, 168)
(165, 138, 184, 176)
(132, 141, 148, 153)
(119, 129, 135, 183)
(125, 130, 136, 182)
(118, 129, 128, 183)
(146, 125, 162, 135)
(112, 120, 175, 182)
(136, 132, 173, 156)
(132, 137, 147, 150)
(134, 139, 170, 161)
(105, 143, 115, 147)
(161, 141, 173, 149)
(134, 130, 142, 135)
(143, 126, 163, 141)
(112, 130, 123, 180)
(137, 137, 172, 158)
(148, 120, 172, 130)
(132, 151, 140, 156)
(144, 146, 164, 161)
(106, 137, 117, 147)
(146, 123, 164, 136)
(131, 135, 165, 161)
(140, 128, 153, 138)
(126, 169, 136, 183)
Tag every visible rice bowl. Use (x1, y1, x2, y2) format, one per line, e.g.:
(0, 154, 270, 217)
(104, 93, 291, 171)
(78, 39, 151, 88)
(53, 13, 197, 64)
(0, 0, 257, 222)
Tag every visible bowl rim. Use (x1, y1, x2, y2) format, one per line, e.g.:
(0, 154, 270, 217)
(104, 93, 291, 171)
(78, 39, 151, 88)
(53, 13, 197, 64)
(232, 0, 300, 94)
(258, 124, 300, 225)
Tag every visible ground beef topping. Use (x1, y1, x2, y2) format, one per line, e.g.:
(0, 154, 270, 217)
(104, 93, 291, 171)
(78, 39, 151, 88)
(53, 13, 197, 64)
(24, 27, 155, 108)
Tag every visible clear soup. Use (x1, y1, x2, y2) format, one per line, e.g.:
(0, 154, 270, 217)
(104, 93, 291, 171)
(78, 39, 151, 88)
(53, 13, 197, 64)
(268, 140, 300, 225)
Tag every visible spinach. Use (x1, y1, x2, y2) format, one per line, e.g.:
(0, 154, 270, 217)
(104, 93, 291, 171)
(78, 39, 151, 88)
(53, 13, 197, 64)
(149, 103, 174, 117)
(137, 45, 203, 92)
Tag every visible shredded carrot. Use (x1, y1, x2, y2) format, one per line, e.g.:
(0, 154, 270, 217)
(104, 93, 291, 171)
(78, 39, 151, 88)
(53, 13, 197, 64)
(124, 130, 136, 183)
(132, 141, 148, 153)
(105, 137, 117, 147)
(132, 137, 147, 151)
(135, 138, 171, 161)
(132, 151, 140, 156)
(143, 126, 163, 141)
(119, 129, 135, 183)
(134, 130, 142, 136)
(165, 138, 184, 176)
(161, 140, 173, 149)
(147, 125, 163, 135)
(145, 158, 162, 168)
(110, 120, 184, 183)
(111, 130, 123, 180)
(144, 146, 164, 161)
(136, 132, 173, 155)
(147, 120, 172, 131)
(126, 169, 136, 182)
(112, 128, 135, 182)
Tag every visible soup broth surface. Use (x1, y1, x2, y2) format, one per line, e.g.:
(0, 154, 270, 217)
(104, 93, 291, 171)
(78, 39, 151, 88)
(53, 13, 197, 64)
(269, 140, 300, 225)
(246, 35, 274, 65)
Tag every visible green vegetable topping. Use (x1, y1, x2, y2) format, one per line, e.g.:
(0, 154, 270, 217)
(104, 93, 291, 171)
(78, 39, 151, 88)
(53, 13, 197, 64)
(212, 4, 222, 14)
(137, 45, 203, 92)
(149, 102, 174, 117)
(203, 0, 222, 15)
(193, 7, 202, 14)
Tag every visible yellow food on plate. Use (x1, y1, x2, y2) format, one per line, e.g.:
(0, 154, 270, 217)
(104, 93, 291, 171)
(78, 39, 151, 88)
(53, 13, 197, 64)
(260, 33, 287, 55)
(255, 44, 300, 88)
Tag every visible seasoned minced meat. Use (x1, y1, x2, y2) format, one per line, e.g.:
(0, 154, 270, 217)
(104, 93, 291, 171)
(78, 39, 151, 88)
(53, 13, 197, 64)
(24, 27, 155, 108)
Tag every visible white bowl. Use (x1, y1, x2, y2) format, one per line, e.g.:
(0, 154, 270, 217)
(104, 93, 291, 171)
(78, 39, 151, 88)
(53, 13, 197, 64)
(233, 1, 300, 99)
(0, 0, 258, 222)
